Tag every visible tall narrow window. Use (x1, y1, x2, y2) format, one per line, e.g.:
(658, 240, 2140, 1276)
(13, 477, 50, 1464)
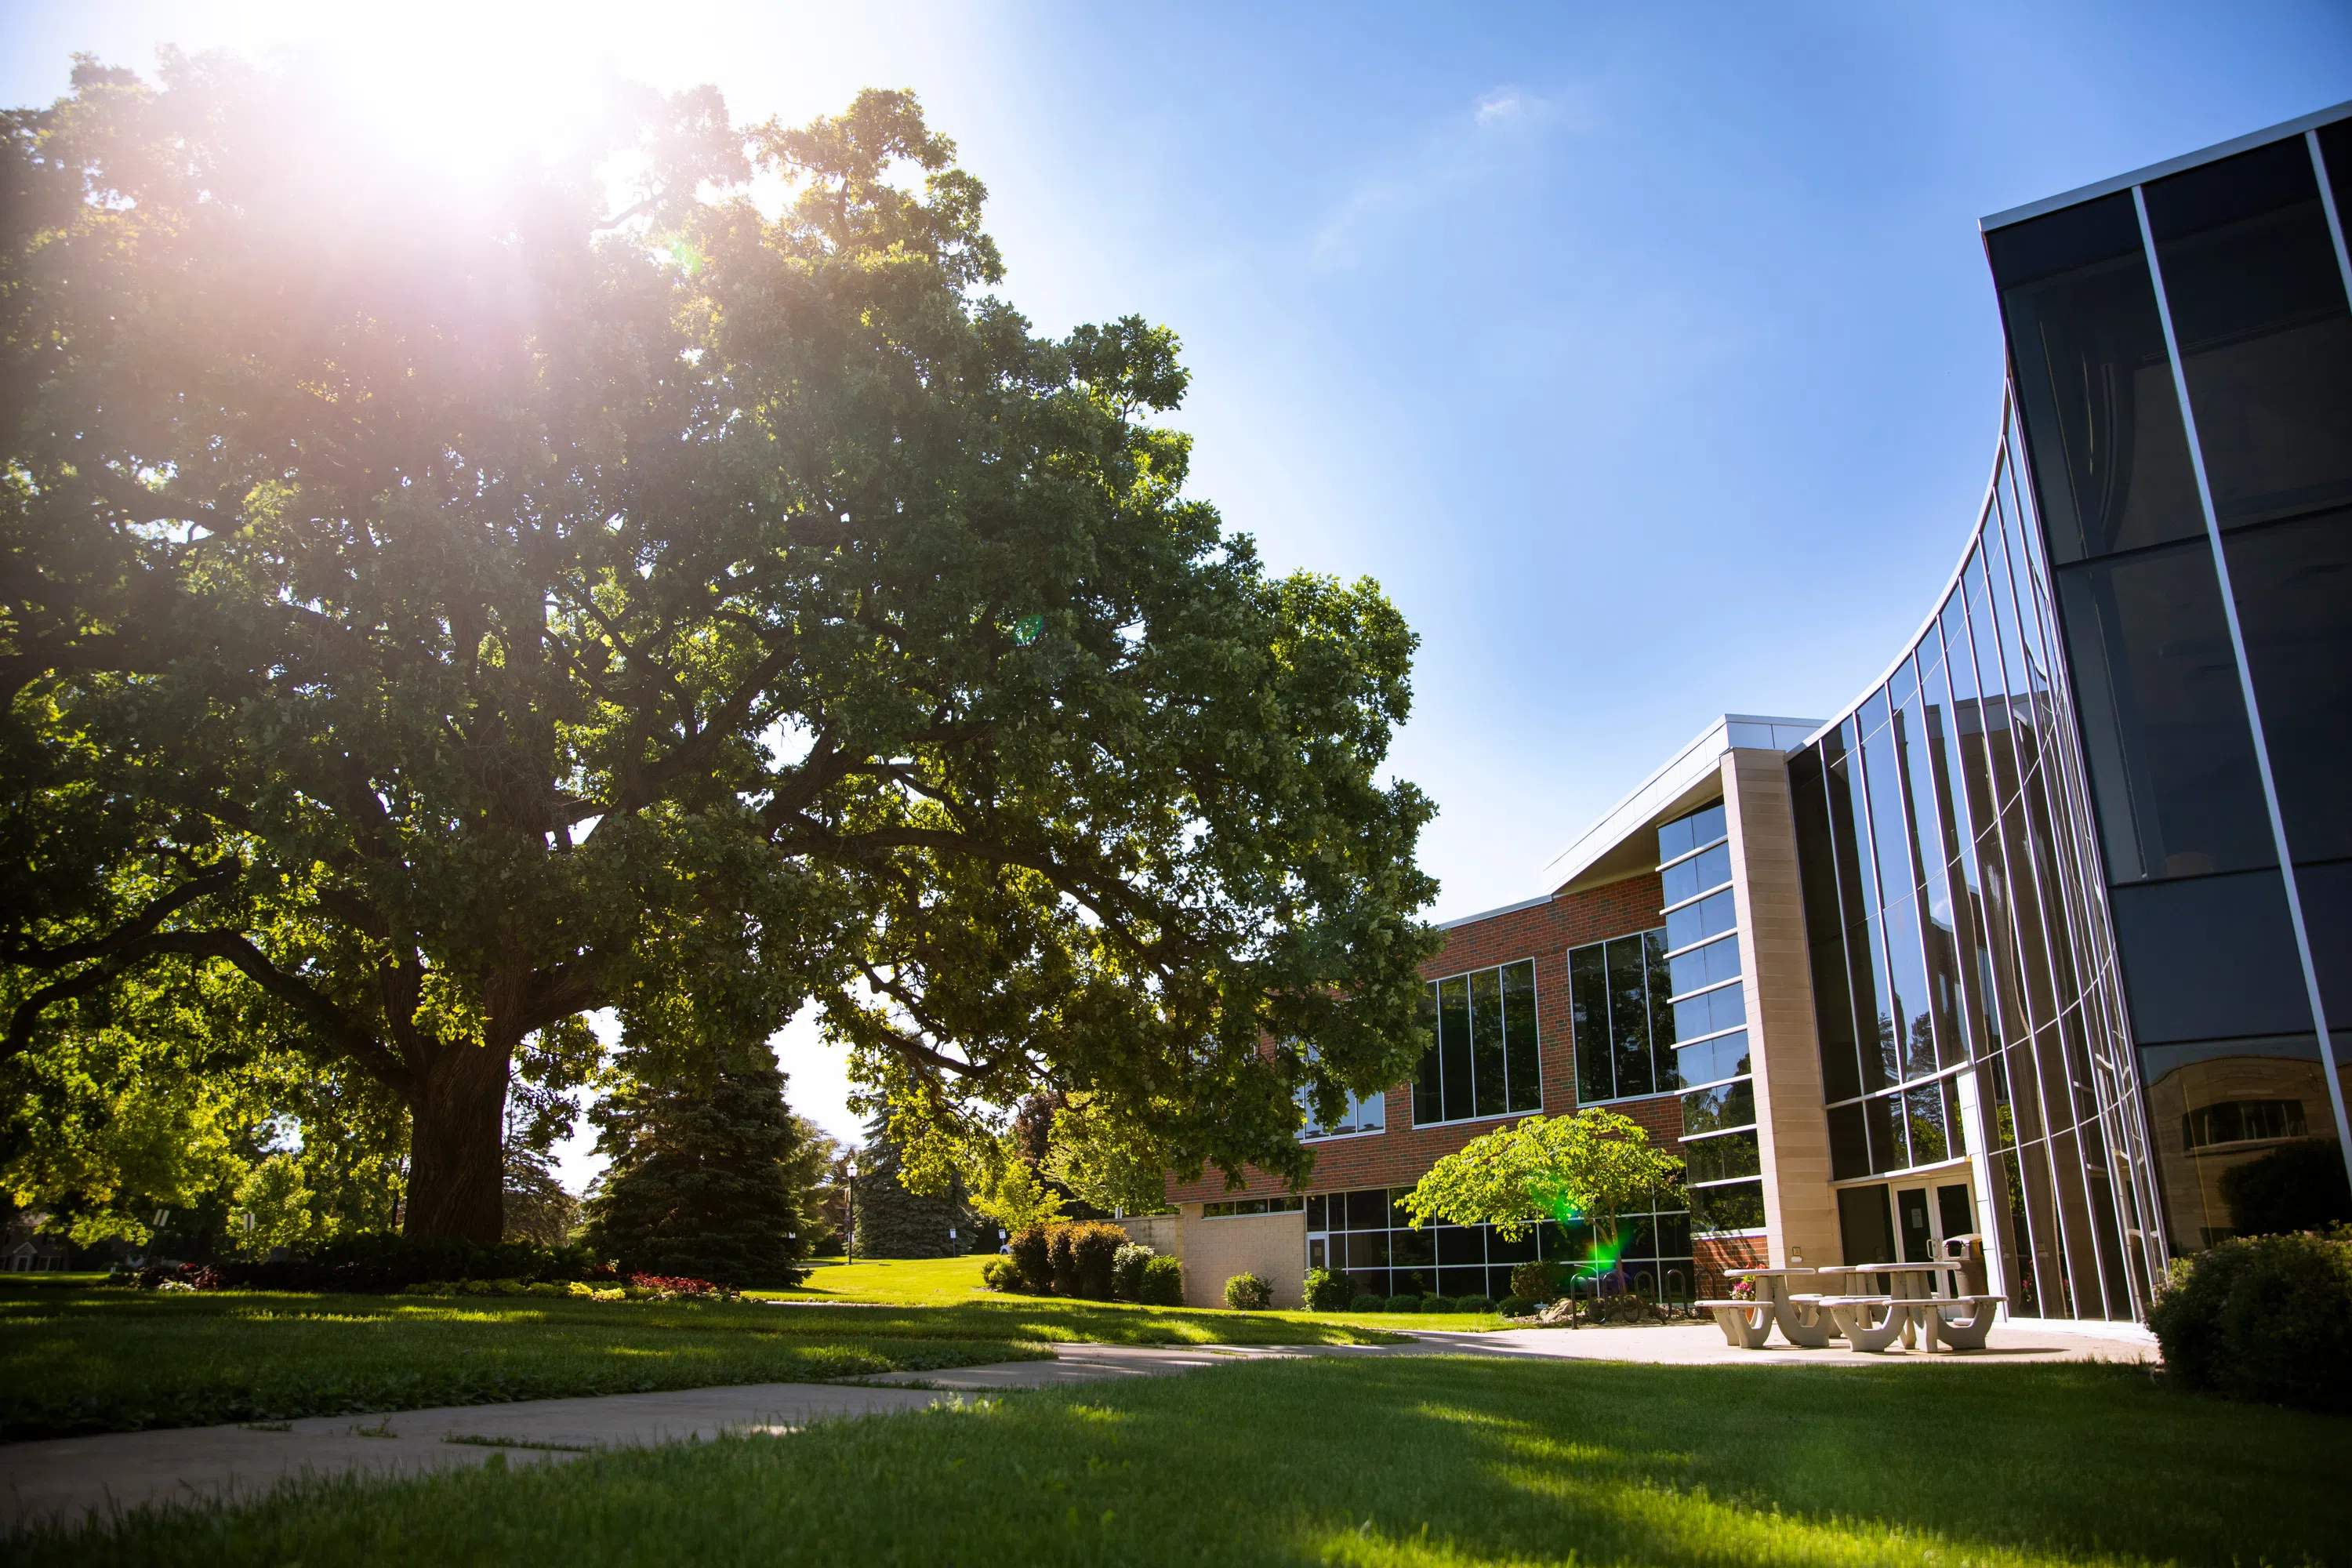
(1413, 959, 1542, 1127)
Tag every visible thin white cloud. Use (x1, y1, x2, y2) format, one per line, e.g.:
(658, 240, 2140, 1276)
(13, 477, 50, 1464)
(1308, 82, 1592, 266)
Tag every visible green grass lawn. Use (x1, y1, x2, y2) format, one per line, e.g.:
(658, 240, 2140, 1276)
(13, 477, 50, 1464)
(0, 1266, 1403, 1440)
(31, 1354, 2347, 1566)
(770, 1252, 1506, 1332)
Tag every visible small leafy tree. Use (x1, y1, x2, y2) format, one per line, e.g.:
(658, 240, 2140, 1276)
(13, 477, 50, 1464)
(970, 1156, 1066, 1236)
(231, 1154, 316, 1255)
(1399, 1109, 1682, 1276)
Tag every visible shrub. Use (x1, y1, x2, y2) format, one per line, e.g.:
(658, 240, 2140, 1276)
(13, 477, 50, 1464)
(1497, 1294, 1533, 1317)
(2148, 1229, 2352, 1412)
(1508, 1259, 1563, 1302)
(1112, 1243, 1155, 1301)
(1008, 1227, 1054, 1293)
(1348, 1293, 1386, 1312)
(1454, 1294, 1495, 1315)
(1381, 1294, 1419, 1312)
(1225, 1272, 1272, 1311)
(1421, 1294, 1458, 1313)
(1137, 1254, 1185, 1305)
(1065, 1221, 1127, 1300)
(980, 1255, 1022, 1292)
(1303, 1267, 1352, 1311)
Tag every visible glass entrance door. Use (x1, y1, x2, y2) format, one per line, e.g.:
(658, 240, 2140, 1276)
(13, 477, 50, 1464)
(1891, 1178, 1980, 1285)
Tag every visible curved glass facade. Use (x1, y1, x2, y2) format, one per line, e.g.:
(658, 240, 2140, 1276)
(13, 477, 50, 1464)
(1789, 403, 2165, 1322)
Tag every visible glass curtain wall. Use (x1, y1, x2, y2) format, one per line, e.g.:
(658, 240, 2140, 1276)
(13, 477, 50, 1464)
(1304, 1188, 1694, 1304)
(1412, 960, 1543, 1126)
(1658, 803, 1766, 1236)
(1788, 403, 2164, 1322)
(1991, 119, 2352, 1257)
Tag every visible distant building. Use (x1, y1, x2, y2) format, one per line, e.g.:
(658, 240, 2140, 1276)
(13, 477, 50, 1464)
(1163, 103, 2352, 1324)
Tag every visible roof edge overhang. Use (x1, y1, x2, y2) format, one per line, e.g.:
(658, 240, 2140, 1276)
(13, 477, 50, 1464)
(1537, 714, 1823, 899)
(1980, 98, 2352, 233)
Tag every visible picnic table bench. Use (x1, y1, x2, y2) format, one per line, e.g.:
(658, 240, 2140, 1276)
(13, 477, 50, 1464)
(1702, 1262, 1998, 1352)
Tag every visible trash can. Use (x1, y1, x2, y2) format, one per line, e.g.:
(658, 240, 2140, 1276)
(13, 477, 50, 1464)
(1944, 1234, 1988, 1298)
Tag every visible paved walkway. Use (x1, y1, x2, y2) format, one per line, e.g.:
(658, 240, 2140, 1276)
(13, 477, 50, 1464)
(1, 1321, 2154, 1534)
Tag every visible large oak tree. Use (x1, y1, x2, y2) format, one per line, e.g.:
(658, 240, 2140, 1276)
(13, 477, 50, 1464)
(1, 56, 1440, 1241)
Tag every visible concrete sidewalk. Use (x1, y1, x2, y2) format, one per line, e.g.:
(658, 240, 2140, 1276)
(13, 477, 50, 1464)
(1, 1320, 2155, 1534)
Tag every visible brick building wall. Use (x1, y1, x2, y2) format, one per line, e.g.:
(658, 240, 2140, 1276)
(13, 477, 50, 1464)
(1167, 869, 1687, 1206)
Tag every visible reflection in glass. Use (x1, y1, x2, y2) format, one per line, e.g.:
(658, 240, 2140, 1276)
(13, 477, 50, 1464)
(2222, 510, 2352, 865)
(2147, 137, 2352, 529)
(1994, 191, 2208, 564)
(2056, 541, 2277, 883)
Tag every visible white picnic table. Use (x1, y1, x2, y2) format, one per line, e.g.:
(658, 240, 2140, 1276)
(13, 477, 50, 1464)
(1700, 1261, 1999, 1353)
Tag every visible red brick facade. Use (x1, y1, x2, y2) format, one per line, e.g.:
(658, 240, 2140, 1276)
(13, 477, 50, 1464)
(1695, 1233, 1768, 1300)
(1167, 869, 1689, 1204)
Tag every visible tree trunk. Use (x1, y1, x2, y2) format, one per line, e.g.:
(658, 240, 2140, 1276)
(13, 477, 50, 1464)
(403, 1037, 512, 1243)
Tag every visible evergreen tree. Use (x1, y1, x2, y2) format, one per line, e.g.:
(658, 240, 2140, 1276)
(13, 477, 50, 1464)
(852, 1118, 975, 1259)
(502, 1142, 580, 1249)
(582, 1051, 810, 1287)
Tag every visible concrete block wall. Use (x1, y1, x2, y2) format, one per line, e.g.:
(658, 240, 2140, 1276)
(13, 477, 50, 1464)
(1176, 1209, 1305, 1308)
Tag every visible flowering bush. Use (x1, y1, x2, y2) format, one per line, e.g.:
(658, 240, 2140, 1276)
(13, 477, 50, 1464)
(1112, 1243, 1156, 1301)
(1730, 1279, 1756, 1301)
(127, 1264, 227, 1291)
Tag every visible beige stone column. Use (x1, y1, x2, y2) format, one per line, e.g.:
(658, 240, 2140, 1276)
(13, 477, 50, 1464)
(1722, 748, 1842, 1267)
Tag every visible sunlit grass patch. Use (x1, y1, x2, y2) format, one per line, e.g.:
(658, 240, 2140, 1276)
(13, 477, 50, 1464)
(29, 1353, 2346, 1566)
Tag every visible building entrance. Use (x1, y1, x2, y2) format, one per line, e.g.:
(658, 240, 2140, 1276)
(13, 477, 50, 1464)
(1891, 1176, 1977, 1268)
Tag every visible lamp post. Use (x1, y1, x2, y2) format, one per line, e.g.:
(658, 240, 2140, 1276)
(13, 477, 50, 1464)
(844, 1158, 858, 1263)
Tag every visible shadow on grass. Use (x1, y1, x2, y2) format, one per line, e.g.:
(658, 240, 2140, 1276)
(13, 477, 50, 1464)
(33, 1355, 2346, 1566)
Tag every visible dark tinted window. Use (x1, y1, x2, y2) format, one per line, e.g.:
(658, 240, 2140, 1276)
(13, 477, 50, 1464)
(1994, 193, 2206, 564)
(1607, 935, 1654, 1099)
(1470, 967, 1507, 1119)
(2109, 869, 2316, 1043)
(1838, 1183, 1896, 1263)
(1790, 748, 1847, 935)
(2223, 509, 2352, 863)
(1828, 1102, 1870, 1179)
(1414, 986, 1440, 1123)
(2321, 118, 2352, 216)
(1439, 975, 1472, 1121)
(2055, 539, 2275, 881)
(2147, 137, 2352, 528)
(1502, 960, 1542, 1113)
(1570, 943, 1612, 1106)
(2296, 858, 2352, 1033)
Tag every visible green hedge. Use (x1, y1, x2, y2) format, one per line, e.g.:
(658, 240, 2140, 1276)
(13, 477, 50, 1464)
(2147, 1229, 2351, 1412)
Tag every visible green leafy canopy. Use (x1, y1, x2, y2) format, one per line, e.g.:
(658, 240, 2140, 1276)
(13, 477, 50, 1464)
(1, 56, 1441, 1238)
(1398, 1110, 1685, 1240)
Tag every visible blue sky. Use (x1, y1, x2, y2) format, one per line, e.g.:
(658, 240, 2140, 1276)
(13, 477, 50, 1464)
(8, 2, 2349, 1159)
